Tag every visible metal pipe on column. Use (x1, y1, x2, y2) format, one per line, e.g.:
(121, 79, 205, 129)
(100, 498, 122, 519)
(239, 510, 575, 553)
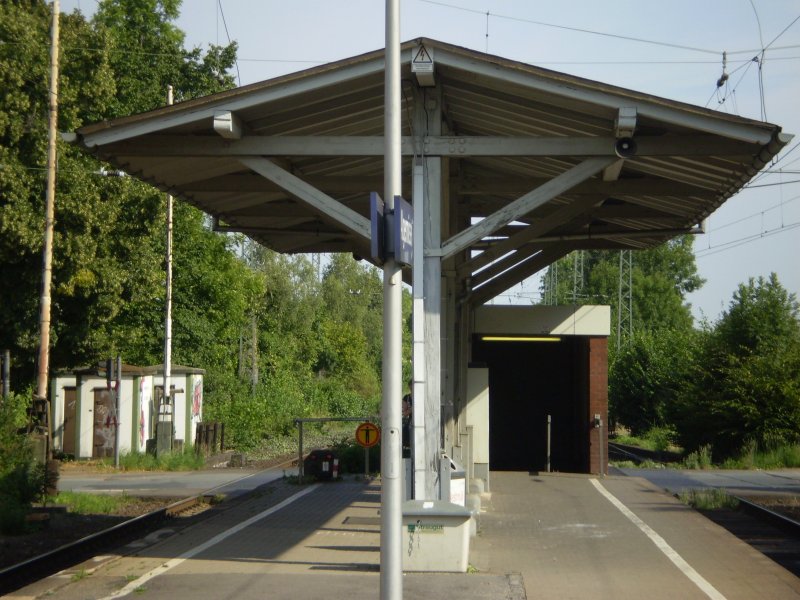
(380, 0, 403, 597)
(546, 414, 552, 473)
(599, 417, 605, 477)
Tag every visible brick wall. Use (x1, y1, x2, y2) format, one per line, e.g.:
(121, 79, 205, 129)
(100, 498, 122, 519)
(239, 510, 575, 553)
(587, 337, 608, 475)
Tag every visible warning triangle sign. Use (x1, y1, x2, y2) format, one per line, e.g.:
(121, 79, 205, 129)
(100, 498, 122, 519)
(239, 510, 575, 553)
(413, 45, 433, 64)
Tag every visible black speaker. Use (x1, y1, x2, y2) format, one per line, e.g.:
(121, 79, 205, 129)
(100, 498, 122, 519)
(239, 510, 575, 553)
(614, 137, 637, 158)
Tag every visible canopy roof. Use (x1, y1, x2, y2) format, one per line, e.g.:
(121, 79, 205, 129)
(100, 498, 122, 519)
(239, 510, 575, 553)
(73, 38, 790, 304)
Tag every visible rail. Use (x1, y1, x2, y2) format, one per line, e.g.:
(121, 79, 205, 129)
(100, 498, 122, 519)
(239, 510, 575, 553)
(0, 495, 207, 595)
(733, 495, 800, 538)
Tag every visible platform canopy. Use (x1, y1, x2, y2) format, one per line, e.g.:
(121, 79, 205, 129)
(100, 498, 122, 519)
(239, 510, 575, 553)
(72, 37, 789, 305)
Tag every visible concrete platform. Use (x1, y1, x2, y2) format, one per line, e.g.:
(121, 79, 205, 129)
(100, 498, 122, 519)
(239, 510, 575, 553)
(472, 472, 800, 599)
(10, 472, 800, 599)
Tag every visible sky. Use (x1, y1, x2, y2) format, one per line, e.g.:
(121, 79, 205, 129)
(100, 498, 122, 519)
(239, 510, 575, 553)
(62, 0, 800, 324)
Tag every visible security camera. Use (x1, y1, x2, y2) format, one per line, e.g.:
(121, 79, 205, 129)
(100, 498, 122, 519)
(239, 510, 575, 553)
(614, 137, 637, 159)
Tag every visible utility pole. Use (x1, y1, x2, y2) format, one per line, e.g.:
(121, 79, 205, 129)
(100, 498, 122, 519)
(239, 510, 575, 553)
(543, 261, 558, 305)
(34, 0, 60, 460)
(617, 249, 633, 349)
(571, 250, 584, 304)
(164, 85, 174, 410)
(381, 1, 403, 597)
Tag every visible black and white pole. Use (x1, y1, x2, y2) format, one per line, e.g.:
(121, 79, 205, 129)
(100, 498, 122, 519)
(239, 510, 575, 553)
(164, 85, 174, 429)
(381, 0, 403, 598)
(115, 355, 122, 468)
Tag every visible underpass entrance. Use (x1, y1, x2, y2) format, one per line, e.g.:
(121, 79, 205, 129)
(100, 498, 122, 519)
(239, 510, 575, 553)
(467, 306, 609, 477)
(473, 337, 588, 472)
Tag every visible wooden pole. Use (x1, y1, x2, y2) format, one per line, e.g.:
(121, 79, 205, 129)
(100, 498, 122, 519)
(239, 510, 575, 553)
(35, 0, 60, 462)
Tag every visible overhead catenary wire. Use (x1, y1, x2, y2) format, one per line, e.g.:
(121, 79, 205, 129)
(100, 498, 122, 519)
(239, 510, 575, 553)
(695, 221, 800, 259)
(749, 142, 800, 185)
(216, 0, 241, 86)
(707, 195, 800, 233)
(708, 10, 800, 117)
(419, 0, 722, 54)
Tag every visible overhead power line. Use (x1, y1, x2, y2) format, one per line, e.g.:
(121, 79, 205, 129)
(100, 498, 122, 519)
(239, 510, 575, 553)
(419, 0, 721, 54)
(695, 221, 800, 259)
(708, 194, 800, 233)
(216, 0, 241, 86)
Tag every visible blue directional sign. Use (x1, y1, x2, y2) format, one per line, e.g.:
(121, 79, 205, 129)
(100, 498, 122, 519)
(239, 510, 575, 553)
(370, 192, 385, 265)
(393, 196, 413, 267)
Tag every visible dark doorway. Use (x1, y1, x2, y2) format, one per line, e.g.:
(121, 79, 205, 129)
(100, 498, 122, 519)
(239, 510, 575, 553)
(62, 387, 77, 456)
(473, 336, 589, 473)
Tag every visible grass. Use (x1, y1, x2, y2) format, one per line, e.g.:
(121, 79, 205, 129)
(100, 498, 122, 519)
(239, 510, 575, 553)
(613, 426, 680, 454)
(679, 488, 739, 511)
(46, 491, 139, 515)
(110, 449, 205, 472)
(677, 442, 800, 470)
(682, 445, 714, 470)
(70, 569, 90, 582)
(609, 459, 664, 469)
(721, 443, 800, 470)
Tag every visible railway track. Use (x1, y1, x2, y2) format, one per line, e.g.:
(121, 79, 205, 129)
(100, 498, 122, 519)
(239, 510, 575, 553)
(707, 494, 800, 578)
(0, 494, 213, 595)
(0, 456, 299, 595)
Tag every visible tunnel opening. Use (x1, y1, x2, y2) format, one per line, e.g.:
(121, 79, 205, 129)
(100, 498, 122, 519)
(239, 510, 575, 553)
(472, 336, 591, 473)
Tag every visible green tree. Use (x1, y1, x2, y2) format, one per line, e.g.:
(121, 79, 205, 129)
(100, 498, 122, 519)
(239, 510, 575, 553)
(1, 3, 118, 380)
(320, 254, 384, 375)
(0, 1, 243, 388)
(541, 236, 704, 338)
(92, 0, 237, 115)
(674, 274, 800, 458)
(609, 327, 700, 434)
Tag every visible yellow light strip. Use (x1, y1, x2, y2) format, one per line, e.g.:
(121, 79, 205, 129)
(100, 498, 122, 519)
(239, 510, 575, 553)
(481, 336, 561, 342)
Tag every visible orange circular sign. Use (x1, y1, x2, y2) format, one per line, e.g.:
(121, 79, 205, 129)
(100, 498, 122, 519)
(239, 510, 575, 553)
(355, 422, 381, 448)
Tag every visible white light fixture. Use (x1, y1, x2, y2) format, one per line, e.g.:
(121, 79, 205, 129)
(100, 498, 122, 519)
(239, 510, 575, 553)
(481, 336, 561, 342)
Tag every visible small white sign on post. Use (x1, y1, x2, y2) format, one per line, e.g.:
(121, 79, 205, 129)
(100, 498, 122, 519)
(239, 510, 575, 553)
(411, 44, 435, 86)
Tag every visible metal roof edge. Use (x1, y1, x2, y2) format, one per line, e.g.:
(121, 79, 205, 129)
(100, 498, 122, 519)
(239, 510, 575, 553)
(419, 37, 781, 133)
(74, 43, 393, 142)
(69, 36, 789, 158)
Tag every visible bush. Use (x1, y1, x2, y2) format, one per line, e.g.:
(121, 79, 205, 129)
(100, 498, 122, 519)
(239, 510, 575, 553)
(115, 448, 204, 471)
(673, 275, 800, 459)
(0, 393, 45, 534)
(683, 445, 713, 469)
(333, 437, 380, 475)
(610, 328, 699, 435)
(679, 488, 739, 510)
(614, 426, 677, 453)
(722, 442, 800, 470)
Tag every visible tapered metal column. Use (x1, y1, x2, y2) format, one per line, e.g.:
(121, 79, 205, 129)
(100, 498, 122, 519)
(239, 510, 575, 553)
(380, 0, 403, 598)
